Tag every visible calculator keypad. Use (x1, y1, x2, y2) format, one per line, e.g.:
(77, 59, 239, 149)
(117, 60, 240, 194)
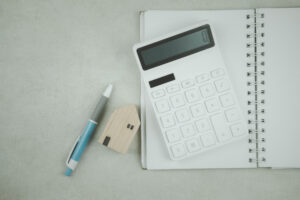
(150, 68, 247, 160)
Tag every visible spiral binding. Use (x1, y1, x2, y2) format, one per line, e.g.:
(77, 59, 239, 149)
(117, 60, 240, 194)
(246, 10, 266, 166)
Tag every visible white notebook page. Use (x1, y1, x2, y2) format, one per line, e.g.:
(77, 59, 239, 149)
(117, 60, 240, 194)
(141, 10, 255, 169)
(261, 8, 300, 168)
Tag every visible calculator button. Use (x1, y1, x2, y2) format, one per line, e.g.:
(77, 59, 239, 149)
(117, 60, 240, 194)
(190, 104, 205, 118)
(211, 114, 232, 142)
(201, 132, 216, 147)
(160, 114, 175, 128)
(151, 89, 165, 99)
(200, 83, 215, 97)
(196, 74, 209, 83)
(185, 89, 201, 103)
(219, 93, 235, 107)
(170, 94, 185, 108)
(175, 109, 190, 123)
(170, 143, 186, 158)
(225, 108, 241, 122)
(211, 68, 225, 78)
(205, 98, 220, 113)
(181, 79, 194, 88)
(180, 124, 196, 138)
(195, 118, 211, 133)
(230, 123, 246, 137)
(186, 139, 201, 152)
(155, 99, 170, 113)
(165, 129, 181, 143)
(167, 84, 180, 94)
(214, 79, 230, 92)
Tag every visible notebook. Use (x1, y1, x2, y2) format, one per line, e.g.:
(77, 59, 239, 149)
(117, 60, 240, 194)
(139, 8, 300, 170)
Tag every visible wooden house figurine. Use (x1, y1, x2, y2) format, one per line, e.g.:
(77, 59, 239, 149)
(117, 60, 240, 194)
(98, 104, 140, 154)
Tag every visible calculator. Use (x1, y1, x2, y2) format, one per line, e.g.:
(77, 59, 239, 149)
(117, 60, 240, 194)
(133, 22, 248, 160)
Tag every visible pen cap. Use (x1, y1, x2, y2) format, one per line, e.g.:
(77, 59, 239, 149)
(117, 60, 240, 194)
(91, 97, 108, 123)
(91, 84, 113, 123)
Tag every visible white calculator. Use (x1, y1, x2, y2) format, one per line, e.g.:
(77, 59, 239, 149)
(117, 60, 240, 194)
(133, 22, 248, 160)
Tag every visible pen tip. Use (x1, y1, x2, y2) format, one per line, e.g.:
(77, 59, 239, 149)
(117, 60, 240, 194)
(103, 84, 113, 98)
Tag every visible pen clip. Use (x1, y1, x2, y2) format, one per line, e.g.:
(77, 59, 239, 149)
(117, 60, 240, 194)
(66, 136, 80, 166)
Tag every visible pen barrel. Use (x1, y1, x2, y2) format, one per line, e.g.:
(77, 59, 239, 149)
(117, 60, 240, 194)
(91, 96, 108, 123)
(72, 121, 97, 161)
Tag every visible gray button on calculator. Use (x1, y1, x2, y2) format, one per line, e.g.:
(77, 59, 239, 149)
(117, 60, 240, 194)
(200, 83, 215, 97)
(230, 123, 246, 137)
(190, 104, 205, 118)
(180, 124, 196, 138)
(219, 93, 235, 107)
(185, 89, 201, 103)
(195, 118, 211, 133)
(152, 89, 165, 99)
(170, 94, 185, 108)
(175, 109, 190, 123)
(160, 114, 175, 128)
(181, 79, 194, 88)
(214, 79, 230, 92)
(155, 99, 170, 113)
(167, 84, 180, 94)
(186, 139, 201, 152)
(205, 98, 220, 113)
(196, 73, 210, 83)
(211, 114, 232, 142)
(225, 108, 240, 122)
(171, 143, 186, 158)
(211, 68, 225, 78)
(165, 129, 181, 143)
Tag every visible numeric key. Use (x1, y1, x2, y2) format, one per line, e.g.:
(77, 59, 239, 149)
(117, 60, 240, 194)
(185, 89, 201, 103)
(155, 99, 170, 113)
(160, 114, 175, 128)
(170, 94, 185, 108)
(165, 129, 181, 143)
(170, 143, 186, 158)
(200, 83, 215, 97)
(175, 109, 190, 123)
(195, 118, 211, 133)
(205, 98, 220, 113)
(186, 139, 201, 152)
(180, 124, 196, 138)
(190, 104, 205, 118)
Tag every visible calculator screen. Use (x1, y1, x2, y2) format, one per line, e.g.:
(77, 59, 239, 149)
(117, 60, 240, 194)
(137, 24, 214, 71)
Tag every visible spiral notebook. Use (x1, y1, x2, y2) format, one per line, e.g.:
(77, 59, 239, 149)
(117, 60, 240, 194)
(140, 8, 300, 169)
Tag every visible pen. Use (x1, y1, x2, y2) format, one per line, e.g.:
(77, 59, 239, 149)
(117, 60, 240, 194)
(65, 84, 113, 176)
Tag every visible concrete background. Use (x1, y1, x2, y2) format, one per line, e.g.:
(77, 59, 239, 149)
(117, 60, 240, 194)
(0, 0, 300, 199)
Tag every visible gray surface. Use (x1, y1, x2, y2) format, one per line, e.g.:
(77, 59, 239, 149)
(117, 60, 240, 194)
(0, 0, 300, 199)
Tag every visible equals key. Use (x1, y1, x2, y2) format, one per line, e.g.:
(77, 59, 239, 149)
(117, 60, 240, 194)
(210, 113, 232, 142)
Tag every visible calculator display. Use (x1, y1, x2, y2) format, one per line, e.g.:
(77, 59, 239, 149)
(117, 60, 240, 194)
(137, 24, 214, 70)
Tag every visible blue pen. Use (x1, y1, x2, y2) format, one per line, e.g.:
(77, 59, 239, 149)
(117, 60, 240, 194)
(65, 84, 113, 176)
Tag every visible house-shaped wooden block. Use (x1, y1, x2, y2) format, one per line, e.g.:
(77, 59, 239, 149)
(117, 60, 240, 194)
(98, 104, 140, 154)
